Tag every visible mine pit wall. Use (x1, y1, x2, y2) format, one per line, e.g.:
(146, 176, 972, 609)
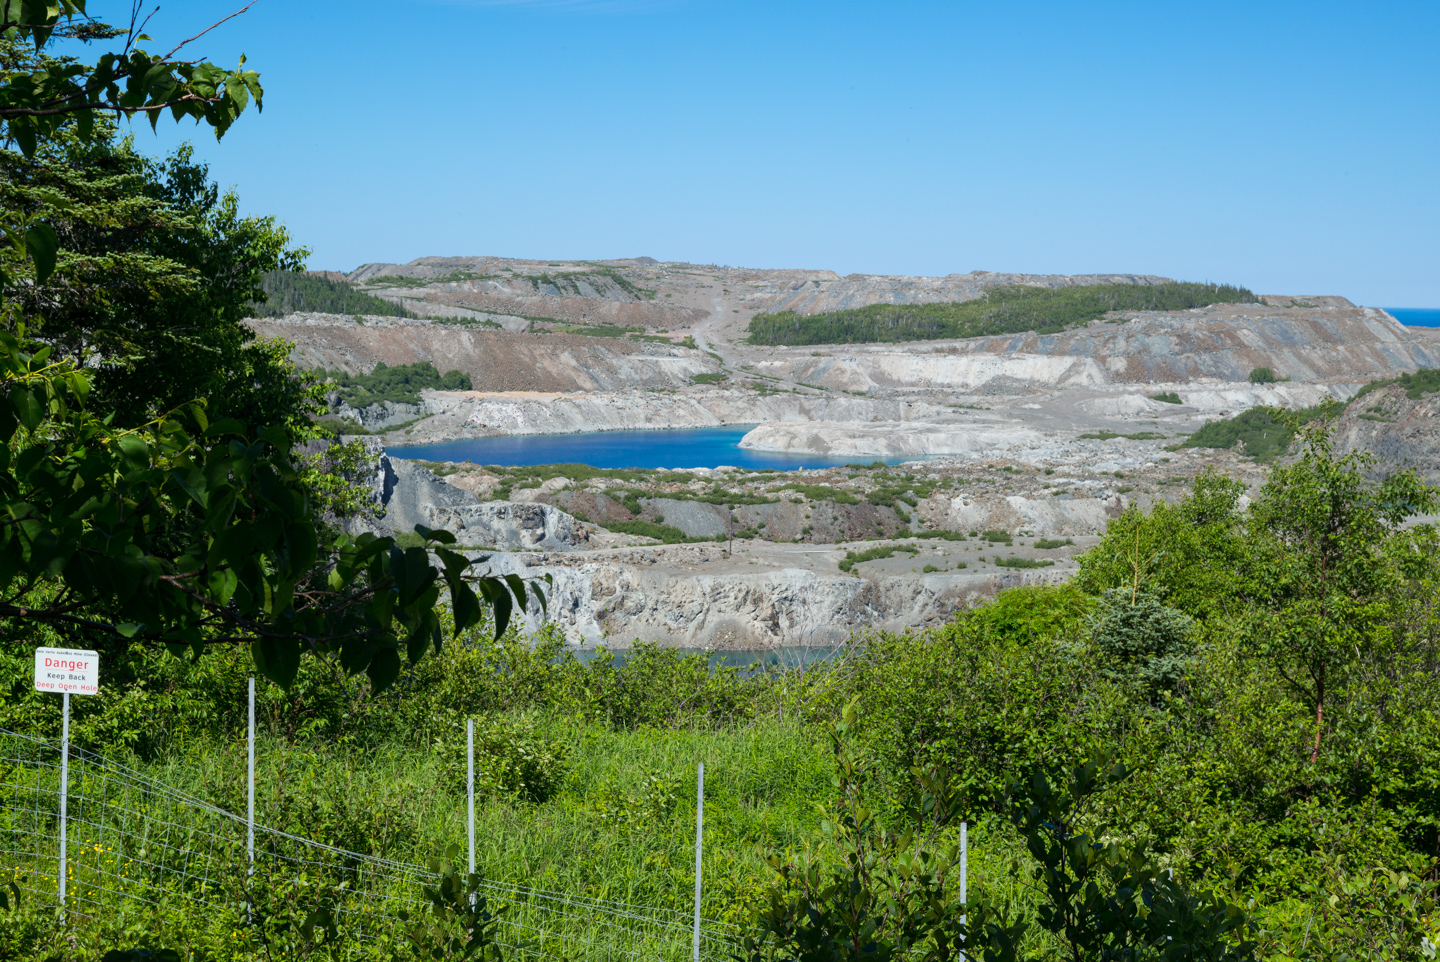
(482, 550, 1071, 649)
(761, 306, 1438, 392)
(400, 392, 951, 441)
(249, 318, 715, 391)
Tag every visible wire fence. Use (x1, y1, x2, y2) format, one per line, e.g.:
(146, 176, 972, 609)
(0, 727, 743, 961)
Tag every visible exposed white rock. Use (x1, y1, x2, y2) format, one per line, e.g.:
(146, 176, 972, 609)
(738, 420, 1049, 459)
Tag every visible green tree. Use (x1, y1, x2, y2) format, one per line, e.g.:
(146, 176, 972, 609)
(0, 6, 534, 690)
(1239, 420, 1435, 761)
(1088, 587, 1195, 699)
(0, 130, 316, 436)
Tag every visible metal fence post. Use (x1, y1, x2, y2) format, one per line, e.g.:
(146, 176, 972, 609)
(467, 718, 476, 886)
(248, 678, 255, 876)
(693, 762, 704, 962)
(58, 691, 69, 918)
(960, 821, 968, 960)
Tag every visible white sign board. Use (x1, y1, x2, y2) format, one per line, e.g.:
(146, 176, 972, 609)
(34, 647, 100, 695)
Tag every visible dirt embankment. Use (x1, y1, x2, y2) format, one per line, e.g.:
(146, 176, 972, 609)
(249, 318, 716, 392)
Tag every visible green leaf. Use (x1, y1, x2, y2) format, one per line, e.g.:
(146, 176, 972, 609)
(253, 637, 300, 688)
(366, 646, 401, 694)
(24, 222, 57, 283)
(449, 579, 480, 635)
(10, 388, 41, 432)
(10, 119, 35, 159)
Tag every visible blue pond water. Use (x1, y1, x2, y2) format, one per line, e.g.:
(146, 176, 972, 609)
(1386, 308, 1440, 327)
(388, 425, 916, 471)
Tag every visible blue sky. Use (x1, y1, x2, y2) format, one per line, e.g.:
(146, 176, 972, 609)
(110, 0, 1439, 305)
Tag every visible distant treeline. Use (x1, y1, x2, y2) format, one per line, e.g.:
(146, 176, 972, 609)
(321, 361, 472, 407)
(251, 270, 417, 319)
(746, 281, 1260, 346)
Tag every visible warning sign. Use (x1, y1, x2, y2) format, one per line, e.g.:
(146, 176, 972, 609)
(34, 647, 100, 695)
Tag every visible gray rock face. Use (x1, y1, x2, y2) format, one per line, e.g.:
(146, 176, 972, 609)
(337, 399, 428, 429)
(352, 456, 588, 550)
(481, 548, 1071, 648)
(427, 501, 589, 551)
(1332, 383, 1440, 483)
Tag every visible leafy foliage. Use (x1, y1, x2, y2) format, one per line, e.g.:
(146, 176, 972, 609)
(0, 4, 263, 159)
(747, 282, 1259, 346)
(0, 291, 534, 692)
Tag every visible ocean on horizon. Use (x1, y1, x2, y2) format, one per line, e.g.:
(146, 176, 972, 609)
(1386, 308, 1440, 327)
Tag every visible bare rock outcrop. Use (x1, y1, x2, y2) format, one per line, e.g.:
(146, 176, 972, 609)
(1331, 383, 1440, 483)
(354, 456, 589, 550)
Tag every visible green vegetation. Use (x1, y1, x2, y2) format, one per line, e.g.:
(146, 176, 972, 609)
(1352, 367, 1440, 402)
(1079, 430, 1168, 441)
(781, 483, 861, 504)
(0, 18, 525, 754)
(837, 543, 920, 572)
(320, 361, 472, 407)
(912, 530, 967, 541)
(981, 529, 1014, 544)
(1180, 399, 1342, 460)
(434, 314, 503, 329)
(1248, 366, 1278, 383)
(993, 556, 1055, 568)
(689, 372, 729, 384)
(1034, 537, 1075, 549)
(1151, 391, 1183, 404)
(3, 423, 1440, 960)
(746, 282, 1259, 346)
(251, 270, 417, 319)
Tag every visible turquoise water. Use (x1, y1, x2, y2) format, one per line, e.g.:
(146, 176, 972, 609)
(388, 425, 917, 471)
(1386, 308, 1440, 327)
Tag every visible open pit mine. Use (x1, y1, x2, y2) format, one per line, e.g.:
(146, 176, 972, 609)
(258, 258, 1440, 649)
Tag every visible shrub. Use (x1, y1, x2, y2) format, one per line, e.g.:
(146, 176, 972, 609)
(1248, 367, 1277, 383)
(434, 713, 569, 803)
(838, 544, 919, 572)
(1087, 587, 1195, 696)
(1152, 391, 1183, 404)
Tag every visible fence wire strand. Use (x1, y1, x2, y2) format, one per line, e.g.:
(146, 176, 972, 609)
(0, 728, 743, 961)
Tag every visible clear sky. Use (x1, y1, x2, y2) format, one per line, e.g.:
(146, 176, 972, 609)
(111, 0, 1439, 305)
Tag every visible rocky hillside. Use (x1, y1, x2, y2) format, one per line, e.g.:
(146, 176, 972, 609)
(1332, 380, 1440, 483)
(761, 302, 1435, 391)
(249, 315, 716, 391)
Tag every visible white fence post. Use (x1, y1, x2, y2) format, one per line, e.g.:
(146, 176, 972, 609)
(247, 677, 255, 876)
(58, 691, 69, 918)
(467, 718, 476, 893)
(960, 821, 968, 959)
(692, 762, 704, 962)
